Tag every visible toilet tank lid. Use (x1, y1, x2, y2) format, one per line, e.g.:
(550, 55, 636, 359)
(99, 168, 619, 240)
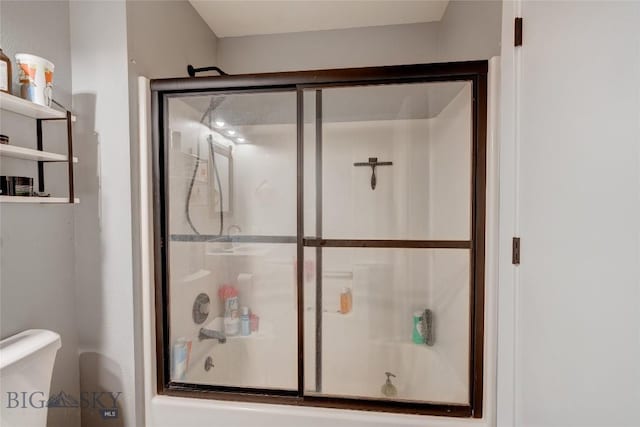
(0, 329, 61, 370)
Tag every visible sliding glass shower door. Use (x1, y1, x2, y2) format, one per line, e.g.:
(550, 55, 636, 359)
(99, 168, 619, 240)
(152, 62, 487, 416)
(303, 81, 475, 405)
(165, 91, 299, 392)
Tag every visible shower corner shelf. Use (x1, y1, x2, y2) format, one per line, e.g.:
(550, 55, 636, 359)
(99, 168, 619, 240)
(323, 309, 354, 317)
(202, 317, 271, 341)
(206, 244, 271, 257)
(179, 269, 211, 284)
(227, 331, 269, 340)
(0, 92, 78, 204)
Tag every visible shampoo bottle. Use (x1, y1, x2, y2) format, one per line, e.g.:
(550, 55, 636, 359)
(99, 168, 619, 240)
(171, 338, 189, 380)
(340, 287, 352, 314)
(240, 306, 251, 336)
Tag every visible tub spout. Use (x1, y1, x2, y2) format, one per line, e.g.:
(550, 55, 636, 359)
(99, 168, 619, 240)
(199, 328, 226, 343)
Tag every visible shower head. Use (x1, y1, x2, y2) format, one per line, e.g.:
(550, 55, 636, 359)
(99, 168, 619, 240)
(209, 96, 226, 112)
(199, 96, 226, 129)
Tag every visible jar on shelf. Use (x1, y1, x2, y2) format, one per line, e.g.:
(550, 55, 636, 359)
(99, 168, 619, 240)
(0, 47, 12, 94)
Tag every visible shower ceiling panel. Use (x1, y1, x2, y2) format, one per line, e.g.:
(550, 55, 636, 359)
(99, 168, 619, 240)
(181, 81, 466, 125)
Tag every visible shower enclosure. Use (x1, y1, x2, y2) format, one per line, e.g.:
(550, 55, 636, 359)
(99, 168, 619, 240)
(150, 61, 487, 417)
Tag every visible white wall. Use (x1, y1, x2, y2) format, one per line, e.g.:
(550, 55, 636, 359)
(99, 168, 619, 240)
(0, 2, 80, 426)
(66, 1, 220, 426)
(497, 1, 640, 426)
(69, 1, 137, 426)
(122, 3, 219, 420)
(218, 22, 440, 74)
(217, 1, 501, 74)
(126, 0, 219, 80)
(437, 1, 502, 62)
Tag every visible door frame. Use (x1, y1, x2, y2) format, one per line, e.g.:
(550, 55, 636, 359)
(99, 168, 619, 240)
(495, 2, 519, 426)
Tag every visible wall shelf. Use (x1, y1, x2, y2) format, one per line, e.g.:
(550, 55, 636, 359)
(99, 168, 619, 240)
(0, 92, 77, 204)
(0, 144, 78, 163)
(0, 92, 76, 121)
(0, 196, 79, 204)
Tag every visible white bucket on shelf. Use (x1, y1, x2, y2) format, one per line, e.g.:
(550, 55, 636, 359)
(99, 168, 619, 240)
(15, 53, 54, 107)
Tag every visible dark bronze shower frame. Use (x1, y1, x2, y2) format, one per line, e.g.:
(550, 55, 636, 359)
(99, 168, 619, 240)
(150, 60, 488, 418)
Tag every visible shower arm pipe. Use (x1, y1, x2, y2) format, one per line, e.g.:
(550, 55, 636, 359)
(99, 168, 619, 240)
(187, 65, 228, 77)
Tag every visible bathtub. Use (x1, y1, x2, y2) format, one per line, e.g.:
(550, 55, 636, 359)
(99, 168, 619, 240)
(178, 307, 467, 406)
(183, 316, 297, 391)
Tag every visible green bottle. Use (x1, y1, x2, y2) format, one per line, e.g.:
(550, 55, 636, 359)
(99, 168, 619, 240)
(412, 311, 424, 344)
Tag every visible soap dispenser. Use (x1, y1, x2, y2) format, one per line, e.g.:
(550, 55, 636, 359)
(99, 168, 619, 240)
(381, 372, 397, 397)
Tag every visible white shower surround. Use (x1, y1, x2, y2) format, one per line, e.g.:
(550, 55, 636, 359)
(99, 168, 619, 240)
(139, 57, 500, 426)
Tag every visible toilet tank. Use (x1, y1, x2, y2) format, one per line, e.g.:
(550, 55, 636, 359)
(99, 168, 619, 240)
(0, 329, 61, 427)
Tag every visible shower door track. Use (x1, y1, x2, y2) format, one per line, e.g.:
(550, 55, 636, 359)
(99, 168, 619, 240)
(151, 60, 488, 418)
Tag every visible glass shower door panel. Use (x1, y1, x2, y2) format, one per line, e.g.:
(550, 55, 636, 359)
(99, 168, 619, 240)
(320, 82, 473, 241)
(306, 248, 471, 404)
(303, 81, 476, 405)
(166, 91, 298, 391)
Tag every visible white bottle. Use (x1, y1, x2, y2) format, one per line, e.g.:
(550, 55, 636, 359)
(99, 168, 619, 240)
(224, 315, 239, 336)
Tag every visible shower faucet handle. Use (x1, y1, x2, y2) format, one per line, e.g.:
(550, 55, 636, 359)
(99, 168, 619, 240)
(385, 372, 396, 379)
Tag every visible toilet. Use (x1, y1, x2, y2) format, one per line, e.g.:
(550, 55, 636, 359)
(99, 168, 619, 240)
(0, 329, 61, 427)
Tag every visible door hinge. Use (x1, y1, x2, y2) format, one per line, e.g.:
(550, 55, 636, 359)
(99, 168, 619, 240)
(514, 17, 523, 46)
(512, 237, 521, 265)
